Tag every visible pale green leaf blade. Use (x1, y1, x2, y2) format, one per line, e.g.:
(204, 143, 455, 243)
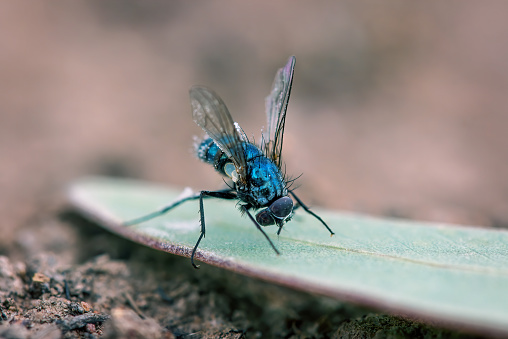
(68, 176, 508, 335)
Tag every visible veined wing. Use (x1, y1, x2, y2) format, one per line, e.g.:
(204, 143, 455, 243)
(262, 56, 296, 168)
(190, 86, 247, 182)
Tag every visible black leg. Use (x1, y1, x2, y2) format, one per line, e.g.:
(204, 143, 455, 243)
(191, 190, 237, 268)
(123, 188, 236, 269)
(242, 206, 281, 255)
(289, 191, 335, 236)
(124, 193, 200, 226)
(123, 188, 233, 226)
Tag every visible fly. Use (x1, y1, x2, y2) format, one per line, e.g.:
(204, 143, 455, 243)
(125, 56, 334, 268)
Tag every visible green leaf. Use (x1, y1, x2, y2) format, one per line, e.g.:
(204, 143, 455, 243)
(69, 176, 508, 335)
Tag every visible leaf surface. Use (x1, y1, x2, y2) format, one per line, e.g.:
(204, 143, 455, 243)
(69, 177, 508, 335)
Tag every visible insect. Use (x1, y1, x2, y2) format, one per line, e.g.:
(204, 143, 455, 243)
(125, 56, 334, 268)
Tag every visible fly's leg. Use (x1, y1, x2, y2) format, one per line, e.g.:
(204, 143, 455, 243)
(242, 206, 281, 255)
(289, 191, 335, 236)
(123, 188, 236, 269)
(276, 225, 284, 236)
(191, 190, 237, 269)
(124, 192, 199, 226)
(123, 188, 233, 226)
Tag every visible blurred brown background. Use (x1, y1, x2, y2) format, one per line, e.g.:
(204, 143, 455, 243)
(1, 1, 508, 254)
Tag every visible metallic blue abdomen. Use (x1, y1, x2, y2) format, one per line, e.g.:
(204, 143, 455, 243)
(196, 138, 225, 164)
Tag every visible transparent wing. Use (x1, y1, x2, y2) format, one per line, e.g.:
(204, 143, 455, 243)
(262, 56, 296, 168)
(190, 86, 247, 181)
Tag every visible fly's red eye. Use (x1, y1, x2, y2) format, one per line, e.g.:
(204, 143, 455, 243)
(270, 197, 293, 219)
(256, 209, 275, 226)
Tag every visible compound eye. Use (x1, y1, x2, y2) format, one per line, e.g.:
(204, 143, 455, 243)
(270, 197, 294, 219)
(256, 209, 275, 226)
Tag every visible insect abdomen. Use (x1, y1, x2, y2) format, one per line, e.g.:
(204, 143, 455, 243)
(195, 137, 230, 175)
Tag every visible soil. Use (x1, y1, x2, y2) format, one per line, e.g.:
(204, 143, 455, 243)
(1, 2, 507, 338)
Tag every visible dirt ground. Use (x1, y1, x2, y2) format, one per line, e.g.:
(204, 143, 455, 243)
(1, 2, 507, 338)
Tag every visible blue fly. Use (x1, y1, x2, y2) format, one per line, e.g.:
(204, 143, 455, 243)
(126, 56, 334, 268)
